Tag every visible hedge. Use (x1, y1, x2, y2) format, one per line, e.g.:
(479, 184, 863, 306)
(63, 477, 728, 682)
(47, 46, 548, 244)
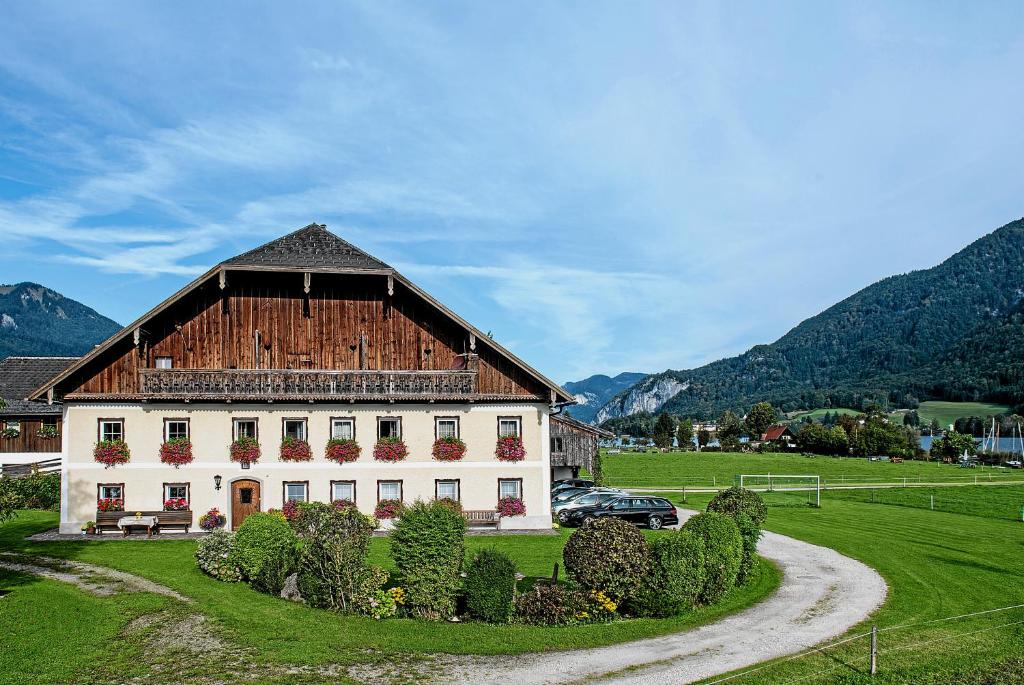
(228, 512, 298, 595)
(390, 500, 466, 620)
(631, 528, 706, 617)
(464, 548, 517, 623)
(683, 511, 742, 605)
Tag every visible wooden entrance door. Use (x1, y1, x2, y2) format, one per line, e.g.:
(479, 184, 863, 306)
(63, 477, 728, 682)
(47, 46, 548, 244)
(231, 479, 261, 530)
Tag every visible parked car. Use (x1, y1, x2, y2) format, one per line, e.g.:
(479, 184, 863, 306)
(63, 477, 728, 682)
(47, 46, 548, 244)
(563, 496, 679, 530)
(552, 479, 595, 493)
(1006, 460, 1022, 469)
(551, 490, 624, 523)
(551, 487, 591, 503)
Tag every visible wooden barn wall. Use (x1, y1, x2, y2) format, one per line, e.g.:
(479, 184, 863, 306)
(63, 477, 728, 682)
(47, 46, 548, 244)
(0, 417, 62, 454)
(550, 421, 599, 470)
(63, 272, 546, 398)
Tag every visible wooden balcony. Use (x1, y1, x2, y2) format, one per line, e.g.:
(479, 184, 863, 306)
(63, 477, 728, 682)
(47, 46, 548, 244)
(136, 367, 480, 401)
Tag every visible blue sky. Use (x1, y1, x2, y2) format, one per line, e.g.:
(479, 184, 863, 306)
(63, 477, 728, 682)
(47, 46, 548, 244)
(2, 2, 1023, 382)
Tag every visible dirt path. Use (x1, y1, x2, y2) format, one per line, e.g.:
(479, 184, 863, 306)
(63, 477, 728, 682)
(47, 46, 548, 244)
(441, 512, 888, 685)
(0, 552, 190, 602)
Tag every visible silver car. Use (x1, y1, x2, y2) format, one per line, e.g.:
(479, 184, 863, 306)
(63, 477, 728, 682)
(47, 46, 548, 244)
(552, 489, 626, 523)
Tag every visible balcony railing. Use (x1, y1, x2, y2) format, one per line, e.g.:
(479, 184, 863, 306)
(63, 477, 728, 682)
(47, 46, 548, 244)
(137, 367, 479, 400)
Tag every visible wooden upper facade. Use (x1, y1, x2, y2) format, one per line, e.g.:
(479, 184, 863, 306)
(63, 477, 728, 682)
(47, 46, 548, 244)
(32, 225, 573, 405)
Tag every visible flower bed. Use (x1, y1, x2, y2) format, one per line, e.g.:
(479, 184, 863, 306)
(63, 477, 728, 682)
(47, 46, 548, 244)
(163, 497, 189, 511)
(159, 438, 193, 467)
(432, 436, 467, 461)
(325, 438, 361, 464)
(374, 499, 404, 520)
(96, 498, 124, 512)
(497, 496, 526, 517)
(280, 437, 312, 462)
(198, 507, 226, 531)
(94, 440, 131, 467)
(229, 436, 260, 465)
(373, 437, 408, 462)
(495, 435, 526, 461)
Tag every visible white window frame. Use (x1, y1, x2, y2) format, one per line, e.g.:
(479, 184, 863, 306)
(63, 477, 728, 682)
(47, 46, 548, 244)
(99, 419, 124, 442)
(498, 478, 522, 500)
(498, 416, 522, 438)
(155, 356, 173, 369)
(164, 483, 189, 501)
(377, 417, 401, 440)
(435, 417, 459, 440)
(99, 484, 123, 500)
(164, 420, 189, 441)
(435, 479, 460, 501)
(331, 480, 356, 502)
(284, 482, 308, 503)
(331, 417, 355, 440)
(233, 418, 257, 440)
(283, 418, 307, 441)
(378, 480, 402, 502)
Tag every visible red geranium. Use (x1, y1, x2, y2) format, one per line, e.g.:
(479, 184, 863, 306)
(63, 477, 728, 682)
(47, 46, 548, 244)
(325, 438, 361, 464)
(497, 497, 526, 517)
(94, 440, 130, 467)
(163, 497, 188, 511)
(495, 435, 526, 462)
(230, 436, 260, 465)
(280, 437, 312, 462)
(281, 500, 300, 521)
(96, 498, 124, 512)
(432, 436, 467, 461)
(159, 438, 193, 467)
(373, 437, 408, 462)
(374, 499, 404, 520)
(331, 499, 357, 511)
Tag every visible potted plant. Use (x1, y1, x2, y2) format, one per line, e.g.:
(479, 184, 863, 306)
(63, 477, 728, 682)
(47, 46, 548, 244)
(37, 425, 59, 439)
(325, 438, 361, 464)
(373, 437, 408, 462)
(495, 434, 526, 462)
(96, 498, 124, 512)
(159, 438, 193, 467)
(432, 436, 467, 461)
(163, 497, 188, 511)
(94, 440, 131, 467)
(279, 436, 312, 461)
(81, 521, 96, 535)
(374, 499, 404, 530)
(198, 507, 226, 531)
(229, 436, 260, 465)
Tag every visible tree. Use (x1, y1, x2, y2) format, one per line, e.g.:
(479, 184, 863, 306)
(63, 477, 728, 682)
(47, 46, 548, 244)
(676, 419, 694, 451)
(717, 411, 743, 451)
(745, 402, 776, 440)
(653, 412, 677, 449)
(930, 431, 978, 459)
(903, 410, 919, 427)
(697, 428, 711, 451)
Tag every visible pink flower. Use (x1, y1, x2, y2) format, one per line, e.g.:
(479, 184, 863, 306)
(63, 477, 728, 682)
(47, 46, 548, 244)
(94, 440, 131, 467)
(432, 437, 467, 461)
(159, 438, 193, 467)
(497, 497, 526, 517)
(326, 438, 361, 464)
(230, 436, 260, 465)
(374, 499, 404, 520)
(373, 438, 409, 462)
(279, 437, 312, 462)
(495, 435, 526, 462)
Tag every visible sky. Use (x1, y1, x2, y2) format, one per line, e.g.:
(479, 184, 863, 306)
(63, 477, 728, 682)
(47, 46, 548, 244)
(1, 2, 1023, 383)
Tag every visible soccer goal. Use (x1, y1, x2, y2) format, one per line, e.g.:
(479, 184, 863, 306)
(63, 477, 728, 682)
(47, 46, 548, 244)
(737, 474, 821, 508)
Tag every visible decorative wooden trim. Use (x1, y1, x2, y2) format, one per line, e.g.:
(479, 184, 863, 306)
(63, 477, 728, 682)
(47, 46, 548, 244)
(376, 479, 403, 503)
(281, 417, 308, 440)
(435, 478, 461, 502)
(329, 479, 357, 503)
(162, 417, 190, 442)
(97, 418, 125, 443)
(434, 416, 460, 440)
(376, 416, 402, 440)
(497, 416, 522, 437)
(497, 477, 523, 501)
(232, 417, 259, 441)
(97, 482, 125, 503)
(329, 416, 357, 440)
(282, 480, 310, 503)
(162, 482, 191, 507)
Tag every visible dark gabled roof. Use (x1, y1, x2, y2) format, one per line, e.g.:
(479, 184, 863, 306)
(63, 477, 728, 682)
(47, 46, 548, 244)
(0, 357, 77, 415)
(551, 414, 614, 438)
(224, 223, 392, 272)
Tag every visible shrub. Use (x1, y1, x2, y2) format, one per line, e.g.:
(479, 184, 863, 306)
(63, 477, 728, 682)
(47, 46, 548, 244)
(562, 517, 651, 603)
(159, 438, 193, 467)
(195, 530, 242, 582)
(497, 496, 525, 517)
(325, 438, 360, 464)
(390, 500, 466, 619)
(707, 487, 766, 585)
(94, 440, 130, 467)
(229, 512, 298, 595)
(683, 512, 742, 605)
(515, 584, 586, 626)
(198, 507, 226, 530)
(632, 529, 706, 617)
(464, 549, 517, 623)
(350, 566, 396, 619)
(279, 437, 312, 461)
(436, 498, 463, 515)
(373, 437, 408, 462)
(229, 436, 260, 465)
(293, 502, 377, 612)
(495, 435, 526, 461)
(0, 471, 60, 510)
(431, 436, 467, 461)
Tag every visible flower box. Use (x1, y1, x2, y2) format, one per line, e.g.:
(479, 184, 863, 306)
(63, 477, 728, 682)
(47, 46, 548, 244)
(432, 436, 467, 461)
(497, 496, 526, 517)
(373, 437, 408, 462)
(96, 498, 124, 512)
(374, 499, 404, 520)
(0, 427, 19, 440)
(94, 440, 131, 467)
(229, 436, 260, 465)
(159, 438, 193, 467)
(37, 425, 59, 439)
(495, 435, 526, 462)
(325, 438, 361, 464)
(163, 498, 189, 511)
(280, 437, 312, 462)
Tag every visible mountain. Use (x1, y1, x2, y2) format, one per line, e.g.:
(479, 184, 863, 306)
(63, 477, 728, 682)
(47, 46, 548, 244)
(562, 372, 647, 423)
(597, 217, 1024, 423)
(0, 283, 121, 359)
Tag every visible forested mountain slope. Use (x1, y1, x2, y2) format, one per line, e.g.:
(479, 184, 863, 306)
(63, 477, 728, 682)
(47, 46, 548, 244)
(0, 283, 121, 359)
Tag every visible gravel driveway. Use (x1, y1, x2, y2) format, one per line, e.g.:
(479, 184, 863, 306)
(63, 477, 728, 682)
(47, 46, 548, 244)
(441, 511, 887, 685)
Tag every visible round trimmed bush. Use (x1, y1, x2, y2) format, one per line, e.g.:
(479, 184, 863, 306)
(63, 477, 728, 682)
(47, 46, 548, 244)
(631, 528, 706, 617)
(707, 487, 767, 585)
(390, 500, 467, 620)
(195, 530, 242, 582)
(562, 517, 651, 603)
(229, 512, 299, 595)
(683, 512, 742, 605)
(464, 548, 517, 623)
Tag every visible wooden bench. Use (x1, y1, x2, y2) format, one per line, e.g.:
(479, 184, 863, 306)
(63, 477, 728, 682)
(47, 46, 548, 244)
(890, 457, 904, 464)
(93, 510, 193, 535)
(463, 510, 499, 526)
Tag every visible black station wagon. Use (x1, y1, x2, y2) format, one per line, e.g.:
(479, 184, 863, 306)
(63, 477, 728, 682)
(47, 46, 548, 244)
(564, 496, 679, 530)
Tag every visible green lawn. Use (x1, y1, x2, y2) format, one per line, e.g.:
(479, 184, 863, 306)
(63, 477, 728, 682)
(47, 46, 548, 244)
(602, 450, 1024, 489)
(786, 407, 861, 422)
(914, 400, 1013, 429)
(0, 511, 780, 684)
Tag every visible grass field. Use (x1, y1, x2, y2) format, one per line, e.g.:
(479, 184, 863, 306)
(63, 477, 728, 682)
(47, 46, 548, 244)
(914, 400, 1013, 429)
(0, 511, 780, 685)
(601, 450, 1024, 489)
(785, 407, 861, 422)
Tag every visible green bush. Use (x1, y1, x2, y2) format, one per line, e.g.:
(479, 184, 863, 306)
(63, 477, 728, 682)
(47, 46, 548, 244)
(683, 511, 742, 605)
(195, 530, 242, 582)
(514, 583, 586, 626)
(0, 472, 60, 511)
(390, 500, 466, 620)
(292, 502, 376, 612)
(707, 487, 766, 584)
(464, 548, 517, 623)
(350, 566, 396, 619)
(229, 512, 298, 595)
(631, 529, 706, 617)
(562, 517, 651, 603)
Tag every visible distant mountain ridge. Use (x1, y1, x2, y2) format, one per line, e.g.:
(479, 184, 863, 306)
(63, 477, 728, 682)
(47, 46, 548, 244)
(597, 217, 1024, 422)
(0, 282, 121, 359)
(562, 372, 647, 423)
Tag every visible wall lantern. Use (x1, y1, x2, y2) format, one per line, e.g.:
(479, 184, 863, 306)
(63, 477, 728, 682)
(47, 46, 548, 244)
(214, 474, 222, 491)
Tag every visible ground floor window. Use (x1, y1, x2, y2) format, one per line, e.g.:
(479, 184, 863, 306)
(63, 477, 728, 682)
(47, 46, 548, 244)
(435, 479, 460, 501)
(378, 480, 402, 502)
(331, 417, 355, 440)
(331, 480, 356, 502)
(498, 478, 522, 500)
(98, 483, 123, 501)
(164, 483, 189, 501)
(283, 481, 308, 502)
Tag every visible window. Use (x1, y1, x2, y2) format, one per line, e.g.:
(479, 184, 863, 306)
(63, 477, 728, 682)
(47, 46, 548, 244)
(331, 480, 356, 503)
(551, 437, 564, 452)
(98, 484, 123, 500)
(283, 481, 308, 503)
(163, 483, 189, 502)
(155, 356, 173, 369)
(233, 418, 257, 440)
(377, 417, 401, 439)
(239, 488, 253, 504)
(331, 417, 355, 440)
(4, 420, 19, 432)
(435, 417, 459, 440)
(282, 418, 307, 441)
(498, 416, 522, 437)
(498, 478, 522, 500)
(164, 419, 189, 441)
(98, 419, 124, 442)
(378, 480, 402, 502)
(435, 479, 460, 501)
(611, 498, 631, 510)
